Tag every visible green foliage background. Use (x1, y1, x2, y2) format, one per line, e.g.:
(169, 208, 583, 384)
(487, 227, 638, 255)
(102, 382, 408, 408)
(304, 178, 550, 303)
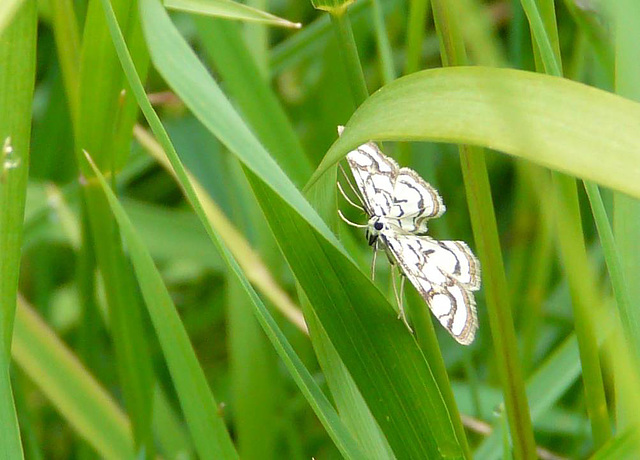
(1, 0, 640, 459)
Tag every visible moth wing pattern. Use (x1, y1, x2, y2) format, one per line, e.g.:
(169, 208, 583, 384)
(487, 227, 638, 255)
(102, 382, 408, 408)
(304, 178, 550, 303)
(383, 234, 480, 345)
(346, 142, 399, 217)
(390, 167, 446, 233)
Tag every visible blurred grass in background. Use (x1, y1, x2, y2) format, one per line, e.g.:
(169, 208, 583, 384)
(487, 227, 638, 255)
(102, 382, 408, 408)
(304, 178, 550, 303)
(2, 0, 640, 458)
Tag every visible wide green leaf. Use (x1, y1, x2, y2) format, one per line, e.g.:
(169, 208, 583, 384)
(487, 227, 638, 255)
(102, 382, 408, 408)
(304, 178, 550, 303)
(309, 66, 640, 200)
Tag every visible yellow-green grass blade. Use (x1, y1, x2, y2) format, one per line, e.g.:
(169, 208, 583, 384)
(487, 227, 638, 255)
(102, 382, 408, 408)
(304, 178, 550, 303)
(13, 297, 135, 460)
(309, 67, 640, 200)
(311, 0, 355, 15)
(590, 430, 640, 460)
(165, 0, 301, 29)
(0, 0, 24, 36)
(15, 292, 195, 460)
(85, 151, 239, 460)
(97, 2, 367, 456)
(0, 2, 37, 457)
(138, 0, 468, 456)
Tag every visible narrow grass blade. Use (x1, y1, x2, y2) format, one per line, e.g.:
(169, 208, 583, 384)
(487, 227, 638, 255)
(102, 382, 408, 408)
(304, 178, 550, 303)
(404, 3, 534, 455)
(97, 3, 366, 456)
(85, 151, 239, 460)
(13, 297, 135, 460)
(165, 0, 301, 28)
(309, 67, 640, 200)
(329, 9, 368, 107)
(370, 0, 395, 84)
(475, 335, 582, 459)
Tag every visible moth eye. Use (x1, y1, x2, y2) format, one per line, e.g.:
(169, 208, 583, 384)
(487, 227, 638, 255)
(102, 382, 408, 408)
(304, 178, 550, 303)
(374, 222, 383, 231)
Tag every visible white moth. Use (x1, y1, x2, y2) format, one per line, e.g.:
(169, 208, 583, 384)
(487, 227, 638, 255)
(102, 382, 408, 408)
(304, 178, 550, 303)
(337, 128, 481, 345)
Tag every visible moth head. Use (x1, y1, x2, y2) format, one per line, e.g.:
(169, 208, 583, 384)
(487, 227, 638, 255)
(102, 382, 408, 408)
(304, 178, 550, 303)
(366, 217, 387, 246)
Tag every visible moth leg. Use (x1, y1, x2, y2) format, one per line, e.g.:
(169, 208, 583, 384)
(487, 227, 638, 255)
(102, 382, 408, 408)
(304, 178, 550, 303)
(392, 268, 413, 333)
(370, 240, 378, 281)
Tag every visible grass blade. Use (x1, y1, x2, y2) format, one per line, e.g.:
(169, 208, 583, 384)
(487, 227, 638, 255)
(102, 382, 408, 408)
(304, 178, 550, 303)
(165, 0, 301, 28)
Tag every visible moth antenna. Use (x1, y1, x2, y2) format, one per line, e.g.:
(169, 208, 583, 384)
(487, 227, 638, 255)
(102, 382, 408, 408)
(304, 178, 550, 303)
(339, 164, 365, 208)
(338, 209, 368, 228)
(337, 181, 364, 211)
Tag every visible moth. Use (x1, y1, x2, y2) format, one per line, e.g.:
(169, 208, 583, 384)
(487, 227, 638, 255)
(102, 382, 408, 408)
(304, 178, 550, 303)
(337, 128, 481, 345)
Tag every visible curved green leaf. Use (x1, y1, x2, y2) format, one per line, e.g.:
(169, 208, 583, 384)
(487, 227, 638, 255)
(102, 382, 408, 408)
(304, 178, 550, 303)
(308, 67, 640, 200)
